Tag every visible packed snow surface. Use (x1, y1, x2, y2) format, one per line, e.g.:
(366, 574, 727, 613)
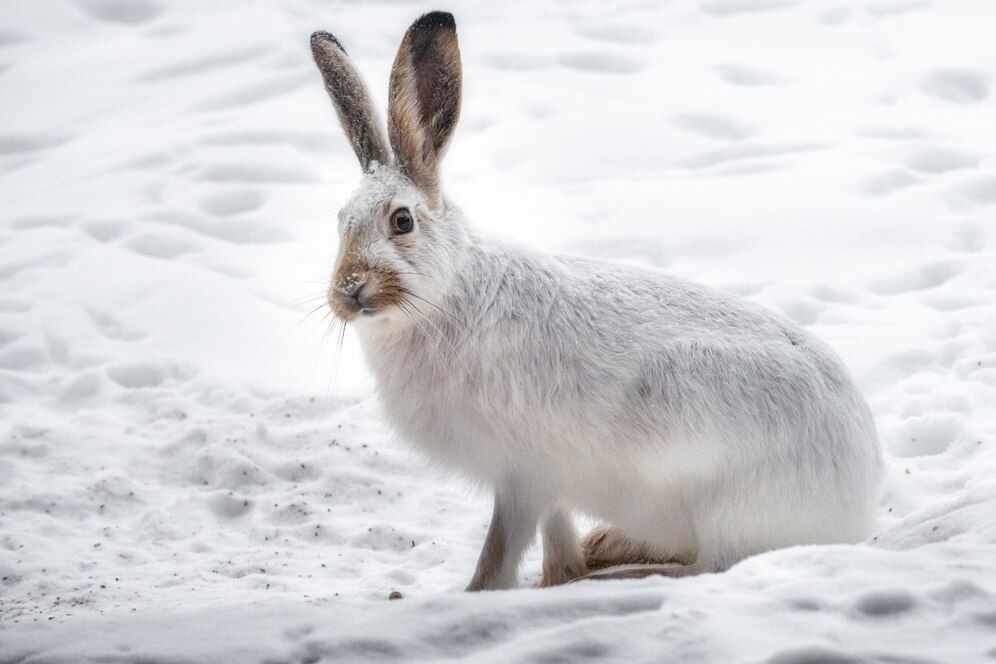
(1, 0, 995, 662)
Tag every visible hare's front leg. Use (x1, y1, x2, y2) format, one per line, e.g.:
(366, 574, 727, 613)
(538, 508, 587, 587)
(466, 482, 540, 591)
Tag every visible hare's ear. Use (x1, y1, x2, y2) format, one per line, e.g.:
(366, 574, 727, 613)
(311, 31, 391, 172)
(388, 12, 462, 209)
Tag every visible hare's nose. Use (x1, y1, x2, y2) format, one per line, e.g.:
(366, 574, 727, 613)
(350, 282, 369, 306)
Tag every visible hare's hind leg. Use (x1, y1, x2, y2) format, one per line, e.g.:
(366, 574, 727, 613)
(538, 508, 587, 587)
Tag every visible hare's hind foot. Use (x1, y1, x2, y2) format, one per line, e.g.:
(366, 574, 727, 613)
(582, 524, 679, 570)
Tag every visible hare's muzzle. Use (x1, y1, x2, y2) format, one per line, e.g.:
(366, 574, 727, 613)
(328, 267, 402, 322)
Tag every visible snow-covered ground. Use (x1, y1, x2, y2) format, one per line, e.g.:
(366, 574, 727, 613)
(2, 0, 995, 661)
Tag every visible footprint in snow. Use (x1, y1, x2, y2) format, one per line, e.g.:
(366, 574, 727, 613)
(920, 69, 989, 104)
(869, 260, 962, 295)
(199, 130, 337, 155)
(0, 134, 71, 155)
(715, 63, 786, 86)
(479, 52, 552, 72)
(84, 219, 132, 242)
(673, 113, 754, 140)
(865, 0, 933, 18)
(699, 0, 798, 17)
(125, 232, 195, 259)
(196, 163, 317, 185)
(853, 589, 918, 616)
(75, 0, 163, 25)
(106, 361, 167, 388)
(132, 46, 272, 84)
(0, 30, 31, 46)
(199, 189, 265, 217)
(903, 146, 980, 174)
(88, 308, 147, 342)
(766, 645, 861, 663)
(681, 142, 823, 169)
(197, 73, 312, 111)
(859, 169, 920, 196)
(558, 52, 645, 74)
(573, 23, 658, 45)
(944, 176, 996, 212)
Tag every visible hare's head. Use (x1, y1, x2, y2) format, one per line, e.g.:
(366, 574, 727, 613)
(311, 12, 464, 325)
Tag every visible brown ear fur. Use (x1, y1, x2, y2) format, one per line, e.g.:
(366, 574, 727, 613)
(311, 31, 391, 171)
(388, 12, 462, 209)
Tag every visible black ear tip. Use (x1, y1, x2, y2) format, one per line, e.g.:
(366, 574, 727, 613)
(311, 30, 347, 56)
(412, 11, 455, 32)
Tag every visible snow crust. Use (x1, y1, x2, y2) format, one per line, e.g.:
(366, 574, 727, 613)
(1, 0, 994, 661)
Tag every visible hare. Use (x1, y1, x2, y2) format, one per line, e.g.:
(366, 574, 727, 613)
(310, 12, 882, 590)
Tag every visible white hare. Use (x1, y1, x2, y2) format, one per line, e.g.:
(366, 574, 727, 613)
(310, 12, 883, 590)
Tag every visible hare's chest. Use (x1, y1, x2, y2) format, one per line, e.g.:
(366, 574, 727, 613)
(366, 339, 508, 473)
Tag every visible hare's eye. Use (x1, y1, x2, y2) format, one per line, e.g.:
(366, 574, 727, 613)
(390, 208, 414, 235)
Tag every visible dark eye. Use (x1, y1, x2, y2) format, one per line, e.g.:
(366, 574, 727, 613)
(390, 208, 414, 235)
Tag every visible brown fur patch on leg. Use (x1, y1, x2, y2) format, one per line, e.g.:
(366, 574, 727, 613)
(582, 524, 675, 570)
(538, 510, 586, 587)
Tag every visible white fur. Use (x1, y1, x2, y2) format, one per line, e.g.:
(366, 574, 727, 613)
(335, 168, 883, 583)
(317, 14, 883, 587)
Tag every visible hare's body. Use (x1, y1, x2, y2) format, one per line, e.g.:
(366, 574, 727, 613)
(310, 12, 883, 590)
(360, 224, 881, 577)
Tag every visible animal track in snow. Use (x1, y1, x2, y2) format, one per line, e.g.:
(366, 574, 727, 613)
(148, 209, 287, 245)
(776, 297, 825, 326)
(196, 164, 317, 184)
(479, 52, 552, 72)
(199, 130, 337, 155)
(700, 0, 797, 17)
(573, 23, 658, 44)
(859, 169, 920, 196)
(944, 176, 996, 212)
(920, 69, 989, 104)
(869, 260, 962, 295)
(715, 64, 785, 86)
(83, 219, 131, 242)
(106, 361, 167, 388)
(903, 146, 980, 174)
(75, 0, 163, 25)
(892, 412, 965, 457)
(198, 74, 311, 111)
(0, 30, 31, 47)
(853, 589, 918, 616)
(681, 142, 823, 168)
(0, 134, 70, 155)
(767, 645, 860, 664)
(558, 52, 645, 74)
(865, 1, 932, 18)
(88, 308, 146, 342)
(9, 215, 75, 230)
(132, 46, 271, 83)
(199, 189, 265, 217)
(125, 232, 195, 259)
(673, 113, 754, 140)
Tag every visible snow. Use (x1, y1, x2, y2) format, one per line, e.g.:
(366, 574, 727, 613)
(1, 0, 995, 661)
